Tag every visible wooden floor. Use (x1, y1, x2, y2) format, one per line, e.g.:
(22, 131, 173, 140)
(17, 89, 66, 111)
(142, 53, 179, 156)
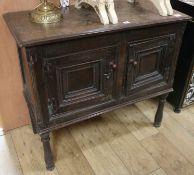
(1, 99, 194, 175)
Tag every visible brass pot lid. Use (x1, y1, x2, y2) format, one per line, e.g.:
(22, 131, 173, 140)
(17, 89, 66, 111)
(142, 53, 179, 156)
(30, 0, 62, 24)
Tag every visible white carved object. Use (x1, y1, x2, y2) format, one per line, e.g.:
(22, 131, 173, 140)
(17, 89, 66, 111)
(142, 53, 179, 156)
(163, 0, 173, 15)
(60, 0, 70, 7)
(128, 0, 173, 16)
(75, 0, 118, 25)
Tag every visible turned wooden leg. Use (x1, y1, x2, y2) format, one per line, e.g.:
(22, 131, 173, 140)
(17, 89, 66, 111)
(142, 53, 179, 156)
(40, 133, 55, 171)
(154, 93, 169, 127)
(174, 107, 181, 113)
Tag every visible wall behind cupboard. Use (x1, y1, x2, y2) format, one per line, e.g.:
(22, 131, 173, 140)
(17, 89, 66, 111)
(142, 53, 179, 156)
(0, 0, 75, 132)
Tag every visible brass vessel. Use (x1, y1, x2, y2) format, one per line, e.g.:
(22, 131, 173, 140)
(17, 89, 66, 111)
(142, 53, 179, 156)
(30, 0, 62, 24)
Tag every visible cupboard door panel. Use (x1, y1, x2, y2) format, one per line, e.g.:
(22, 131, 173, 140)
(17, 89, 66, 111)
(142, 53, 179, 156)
(42, 46, 119, 121)
(125, 34, 176, 96)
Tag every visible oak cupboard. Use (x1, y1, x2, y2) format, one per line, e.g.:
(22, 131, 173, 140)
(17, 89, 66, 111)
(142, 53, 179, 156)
(4, 0, 190, 170)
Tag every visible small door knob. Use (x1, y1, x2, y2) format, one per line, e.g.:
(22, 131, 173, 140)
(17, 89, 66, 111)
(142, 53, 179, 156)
(110, 62, 117, 69)
(129, 59, 137, 66)
(133, 61, 138, 65)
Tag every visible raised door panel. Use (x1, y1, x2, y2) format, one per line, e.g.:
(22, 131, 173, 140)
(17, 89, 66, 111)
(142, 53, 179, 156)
(42, 46, 119, 122)
(124, 34, 176, 96)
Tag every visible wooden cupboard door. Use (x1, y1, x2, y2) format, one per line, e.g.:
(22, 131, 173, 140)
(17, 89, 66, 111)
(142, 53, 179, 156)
(42, 46, 119, 121)
(125, 34, 176, 96)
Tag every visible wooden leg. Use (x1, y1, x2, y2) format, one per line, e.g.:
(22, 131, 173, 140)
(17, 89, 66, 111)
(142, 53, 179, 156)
(40, 133, 55, 171)
(174, 107, 181, 114)
(154, 93, 169, 127)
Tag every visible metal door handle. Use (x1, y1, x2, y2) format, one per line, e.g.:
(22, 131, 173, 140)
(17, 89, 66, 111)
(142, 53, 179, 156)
(110, 61, 117, 70)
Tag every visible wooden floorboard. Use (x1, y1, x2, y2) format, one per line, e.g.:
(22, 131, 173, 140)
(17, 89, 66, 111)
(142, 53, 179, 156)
(69, 120, 130, 175)
(0, 133, 23, 175)
(141, 133, 194, 175)
(94, 113, 159, 175)
(136, 100, 194, 165)
(166, 103, 194, 137)
(10, 126, 59, 175)
(114, 105, 158, 141)
(1, 99, 194, 174)
(52, 128, 95, 175)
(149, 168, 167, 175)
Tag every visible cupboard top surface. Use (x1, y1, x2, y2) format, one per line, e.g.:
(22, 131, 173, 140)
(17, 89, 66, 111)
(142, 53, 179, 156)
(3, 0, 190, 47)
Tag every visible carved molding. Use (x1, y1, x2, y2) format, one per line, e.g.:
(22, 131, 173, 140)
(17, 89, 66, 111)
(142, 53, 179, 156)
(42, 46, 118, 120)
(125, 34, 176, 95)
